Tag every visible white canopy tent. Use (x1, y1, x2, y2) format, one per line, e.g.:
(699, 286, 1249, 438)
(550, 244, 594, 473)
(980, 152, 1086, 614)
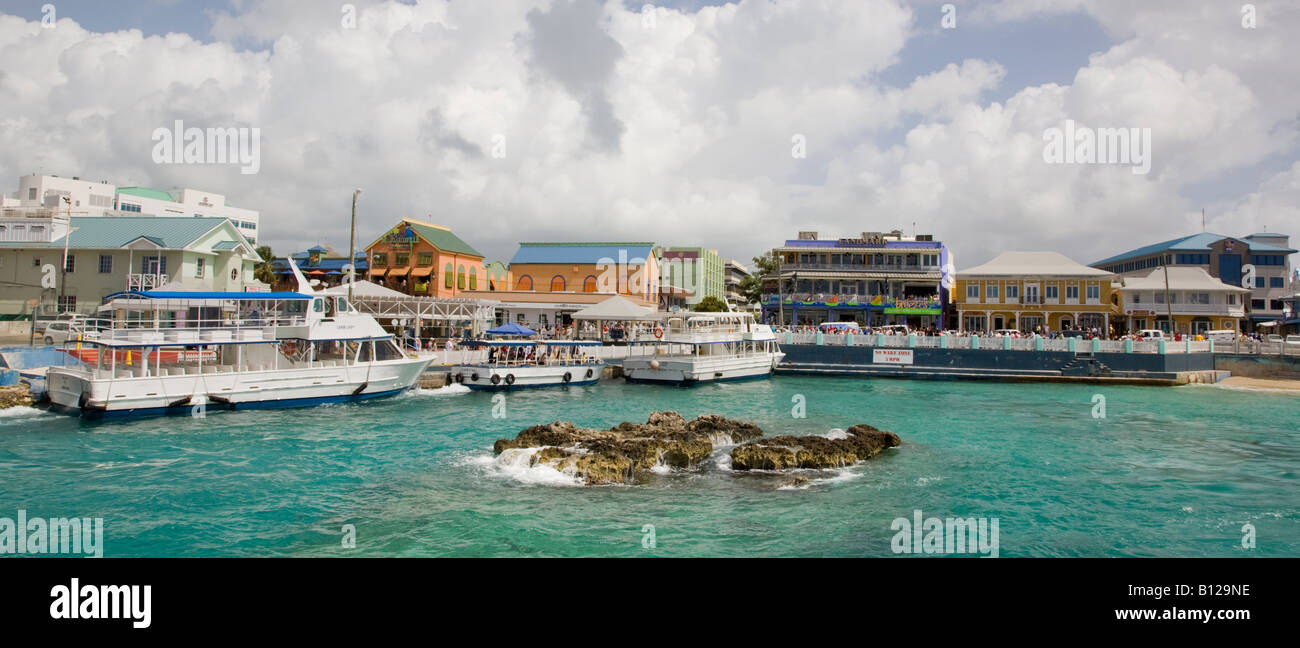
(570, 295, 662, 321)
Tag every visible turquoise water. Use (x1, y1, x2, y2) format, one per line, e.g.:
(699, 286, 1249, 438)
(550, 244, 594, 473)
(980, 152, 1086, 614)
(1, 377, 1297, 557)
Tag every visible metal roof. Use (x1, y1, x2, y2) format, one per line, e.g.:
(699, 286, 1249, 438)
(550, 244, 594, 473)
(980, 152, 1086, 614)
(1092, 232, 1297, 266)
(510, 242, 656, 264)
(2, 217, 230, 250)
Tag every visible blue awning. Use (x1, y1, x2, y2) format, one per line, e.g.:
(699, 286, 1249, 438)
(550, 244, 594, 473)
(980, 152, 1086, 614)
(485, 322, 537, 336)
(104, 290, 314, 301)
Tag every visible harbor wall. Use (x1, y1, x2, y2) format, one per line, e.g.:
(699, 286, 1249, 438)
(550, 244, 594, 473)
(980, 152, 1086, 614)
(780, 344, 1214, 372)
(1213, 354, 1300, 380)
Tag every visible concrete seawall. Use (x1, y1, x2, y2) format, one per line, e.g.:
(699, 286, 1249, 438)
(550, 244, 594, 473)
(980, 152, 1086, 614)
(1213, 354, 1300, 381)
(777, 344, 1223, 385)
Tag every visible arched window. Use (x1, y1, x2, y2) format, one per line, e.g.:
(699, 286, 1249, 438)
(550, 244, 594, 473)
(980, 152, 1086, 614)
(469, 267, 478, 290)
(516, 275, 532, 291)
(550, 275, 566, 292)
(457, 265, 466, 290)
(583, 275, 597, 292)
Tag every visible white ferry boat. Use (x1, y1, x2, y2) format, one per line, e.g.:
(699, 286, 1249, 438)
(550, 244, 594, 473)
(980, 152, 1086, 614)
(621, 312, 784, 384)
(451, 340, 604, 390)
(45, 262, 433, 419)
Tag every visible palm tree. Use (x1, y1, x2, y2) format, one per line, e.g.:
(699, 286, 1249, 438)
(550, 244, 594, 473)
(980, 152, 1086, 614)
(254, 245, 277, 285)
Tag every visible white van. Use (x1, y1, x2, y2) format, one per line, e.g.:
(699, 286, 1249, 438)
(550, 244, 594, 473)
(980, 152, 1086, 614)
(1205, 329, 1237, 343)
(1138, 329, 1167, 340)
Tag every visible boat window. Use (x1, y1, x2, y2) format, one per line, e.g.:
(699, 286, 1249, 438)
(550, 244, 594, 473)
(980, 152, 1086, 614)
(374, 339, 404, 361)
(335, 297, 349, 313)
(358, 340, 373, 363)
(313, 299, 324, 313)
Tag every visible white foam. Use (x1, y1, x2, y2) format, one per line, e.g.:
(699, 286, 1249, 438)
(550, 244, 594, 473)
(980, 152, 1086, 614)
(776, 468, 862, 490)
(413, 384, 471, 397)
(915, 476, 942, 486)
(469, 447, 584, 486)
(0, 406, 48, 420)
(821, 428, 850, 440)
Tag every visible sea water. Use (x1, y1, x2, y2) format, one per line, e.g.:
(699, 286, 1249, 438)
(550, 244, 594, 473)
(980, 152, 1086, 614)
(0, 378, 1295, 557)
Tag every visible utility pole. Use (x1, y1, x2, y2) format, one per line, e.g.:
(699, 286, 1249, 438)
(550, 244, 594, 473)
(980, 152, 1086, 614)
(348, 188, 361, 302)
(1162, 263, 1174, 336)
(59, 197, 72, 313)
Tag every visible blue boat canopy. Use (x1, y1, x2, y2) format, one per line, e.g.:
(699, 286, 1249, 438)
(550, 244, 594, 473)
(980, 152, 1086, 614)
(104, 290, 315, 301)
(485, 322, 537, 336)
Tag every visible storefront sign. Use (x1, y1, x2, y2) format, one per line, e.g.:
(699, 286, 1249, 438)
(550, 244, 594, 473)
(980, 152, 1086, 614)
(873, 349, 914, 365)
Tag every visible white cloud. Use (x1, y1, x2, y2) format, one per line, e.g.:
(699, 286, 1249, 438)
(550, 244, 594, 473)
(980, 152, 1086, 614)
(0, 0, 1295, 269)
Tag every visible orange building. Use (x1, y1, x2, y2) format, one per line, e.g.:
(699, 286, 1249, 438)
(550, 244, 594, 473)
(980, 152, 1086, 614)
(363, 218, 484, 298)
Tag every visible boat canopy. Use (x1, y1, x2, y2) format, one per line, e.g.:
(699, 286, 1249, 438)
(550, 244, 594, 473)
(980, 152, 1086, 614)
(485, 322, 537, 336)
(103, 290, 314, 301)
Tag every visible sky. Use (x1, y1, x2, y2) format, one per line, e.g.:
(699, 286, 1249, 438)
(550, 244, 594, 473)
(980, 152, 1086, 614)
(0, 0, 1297, 269)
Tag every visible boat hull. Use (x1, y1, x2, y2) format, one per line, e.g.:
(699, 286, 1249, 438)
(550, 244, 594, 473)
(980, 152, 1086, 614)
(46, 356, 433, 419)
(451, 363, 604, 390)
(622, 352, 784, 384)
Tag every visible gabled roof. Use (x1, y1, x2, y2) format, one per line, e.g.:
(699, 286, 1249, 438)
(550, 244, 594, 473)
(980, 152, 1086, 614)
(1119, 267, 1249, 292)
(510, 242, 656, 265)
(1092, 232, 1297, 266)
(212, 240, 242, 250)
(365, 218, 482, 257)
(960, 252, 1113, 277)
(46, 217, 229, 249)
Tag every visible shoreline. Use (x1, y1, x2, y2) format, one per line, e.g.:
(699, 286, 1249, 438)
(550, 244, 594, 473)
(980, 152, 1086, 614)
(1207, 376, 1300, 392)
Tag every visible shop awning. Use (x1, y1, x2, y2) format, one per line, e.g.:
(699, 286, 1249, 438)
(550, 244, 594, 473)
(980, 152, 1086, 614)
(410, 267, 433, 277)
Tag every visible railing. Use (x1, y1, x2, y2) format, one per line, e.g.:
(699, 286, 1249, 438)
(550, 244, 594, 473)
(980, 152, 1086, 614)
(779, 263, 939, 273)
(780, 331, 1233, 355)
(1123, 302, 1245, 316)
(127, 273, 169, 291)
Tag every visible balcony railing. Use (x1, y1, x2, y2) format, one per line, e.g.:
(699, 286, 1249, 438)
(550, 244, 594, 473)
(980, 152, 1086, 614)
(127, 273, 168, 291)
(779, 262, 939, 273)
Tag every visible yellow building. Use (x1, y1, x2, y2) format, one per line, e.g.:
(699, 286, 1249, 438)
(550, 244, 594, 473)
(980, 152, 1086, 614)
(954, 252, 1119, 334)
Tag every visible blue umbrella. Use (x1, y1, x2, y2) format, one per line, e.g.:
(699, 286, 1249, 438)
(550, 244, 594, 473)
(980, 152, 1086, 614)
(485, 322, 536, 336)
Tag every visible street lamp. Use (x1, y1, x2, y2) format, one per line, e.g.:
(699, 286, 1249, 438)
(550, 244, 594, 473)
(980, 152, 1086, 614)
(348, 188, 361, 302)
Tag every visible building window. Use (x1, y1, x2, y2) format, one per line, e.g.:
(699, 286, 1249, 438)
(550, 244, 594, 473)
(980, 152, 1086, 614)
(1045, 285, 1059, 300)
(1270, 276, 1283, 288)
(27, 187, 36, 200)
(445, 263, 454, 289)
(469, 267, 477, 290)
(516, 275, 533, 291)
(457, 265, 466, 290)
(99, 255, 112, 274)
(120, 203, 142, 213)
(372, 253, 387, 267)
(230, 268, 238, 281)
(550, 275, 566, 292)
(57, 296, 76, 313)
(987, 284, 998, 299)
(584, 275, 597, 292)
(1250, 299, 1265, 309)
(196, 258, 206, 278)
(395, 253, 409, 267)
(1254, 277, 1265, 288)
(1005, 285, 1019, 299)
(33, 257, 41, 267)
(966, 284, 979, 299)
(1066, 285, 1079, 300)
(418, 252, 433, 266)
(63, 255, 75, 273)
(1133, 294, 1141, 304)
(1086, 285, 1099, 300)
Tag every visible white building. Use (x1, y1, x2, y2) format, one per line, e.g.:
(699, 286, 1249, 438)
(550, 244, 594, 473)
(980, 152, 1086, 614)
(1116, 267, 1249, 334)
(5, 174, 261, 244)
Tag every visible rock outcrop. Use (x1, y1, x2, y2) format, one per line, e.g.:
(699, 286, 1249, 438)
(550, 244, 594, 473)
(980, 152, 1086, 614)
(492, 413, 900, 485)
(729, 424, 901, 470)
(0, 385, 33, 409)
(493, 411, 763, 485)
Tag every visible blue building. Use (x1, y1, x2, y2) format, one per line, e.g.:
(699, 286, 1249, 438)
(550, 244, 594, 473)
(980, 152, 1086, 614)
(271, 245, 368, 290)
(1091, 232, 1296, 332)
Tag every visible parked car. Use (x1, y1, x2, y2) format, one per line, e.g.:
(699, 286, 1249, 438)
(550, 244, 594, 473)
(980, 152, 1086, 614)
(871, 324, 910, 335)
(1286, 335, 1300, 346)
(1137, 329, 1167, 340)
(818, 322, 861, 334)
(1265, 334, 1283, 343)
(43, 321, 77, 346)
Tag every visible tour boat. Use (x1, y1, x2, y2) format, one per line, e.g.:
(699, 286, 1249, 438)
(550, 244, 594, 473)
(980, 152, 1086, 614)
(45, 261, 433, 419)
(450, 340, 604, 390)
(621, 312, 784, 384)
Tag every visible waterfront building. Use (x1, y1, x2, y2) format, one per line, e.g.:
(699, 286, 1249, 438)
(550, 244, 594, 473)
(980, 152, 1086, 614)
(761, 230, 949, 328)
(953, 252, 1118, 334)
(724, 259, 751, 307)
(481, 260, 511, 291)
(1090, 232, 1295, 332)
(4, 174, 261, 244)
(270, 245, 368, 290)
(0, 215, 266, 322)
(1115, 267, 1249, 334)
(362, 218, 484, 299)
(462, 242, 660, 329)
(656, 246, 724, 306)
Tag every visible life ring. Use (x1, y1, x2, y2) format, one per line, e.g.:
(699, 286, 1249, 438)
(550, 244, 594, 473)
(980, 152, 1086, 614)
(585, 368, 594, 379)
(505, 374, 516, 385)
(490, 374, 501, 385)
(562, 372, 572, 383)
(471, 372, 480, 382)
(654, 327, 664, 338)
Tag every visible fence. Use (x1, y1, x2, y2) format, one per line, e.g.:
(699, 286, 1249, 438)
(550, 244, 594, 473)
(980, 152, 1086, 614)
(785, 332, 1226, 355)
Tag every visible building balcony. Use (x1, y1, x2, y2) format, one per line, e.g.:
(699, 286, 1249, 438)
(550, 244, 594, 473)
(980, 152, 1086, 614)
(779, 262, 939, 274)
(127, 273, 169, 291)
(1123, 302, 1245, 317)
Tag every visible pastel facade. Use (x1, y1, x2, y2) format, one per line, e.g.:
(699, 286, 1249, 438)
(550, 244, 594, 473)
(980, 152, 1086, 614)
(363, 218, 484, 298)
(1116, 267, 1249, 334)
(954, 252, 1119, 334)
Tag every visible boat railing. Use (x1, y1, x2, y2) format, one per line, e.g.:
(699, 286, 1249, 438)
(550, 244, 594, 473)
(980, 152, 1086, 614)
(69, 315, 310, 345)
